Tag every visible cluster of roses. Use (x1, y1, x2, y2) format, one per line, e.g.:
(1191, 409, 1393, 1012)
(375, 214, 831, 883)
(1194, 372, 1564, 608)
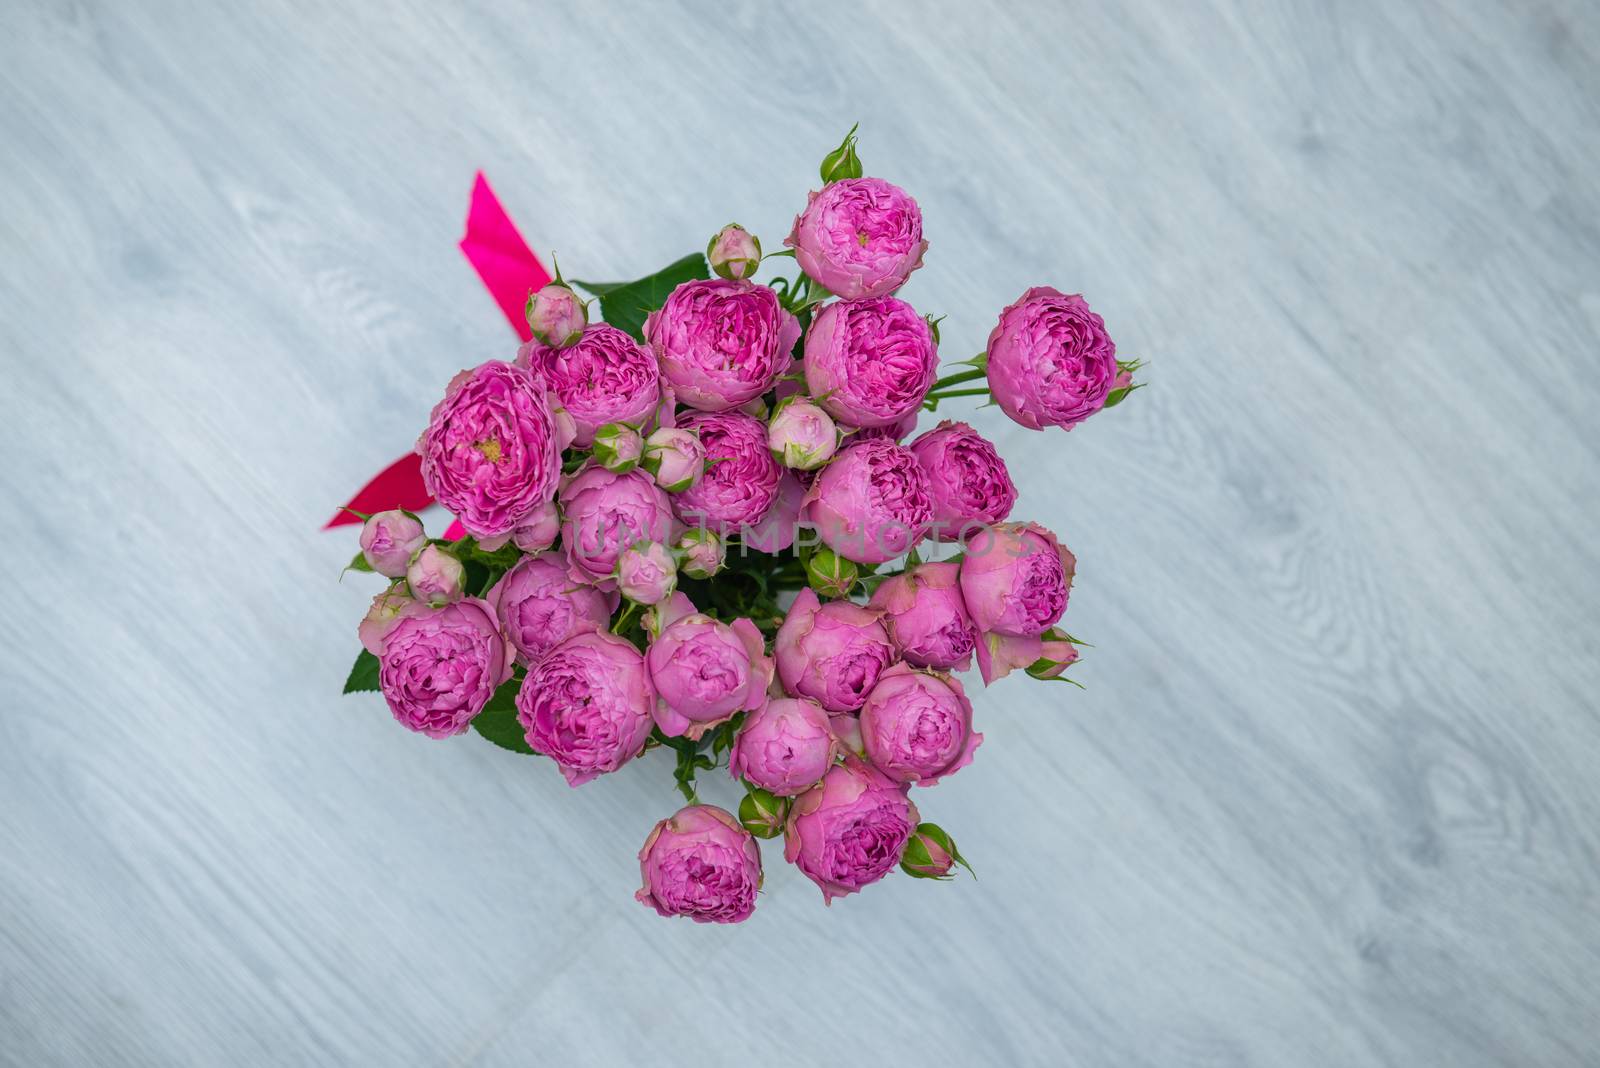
(344, 130, 1140, 923)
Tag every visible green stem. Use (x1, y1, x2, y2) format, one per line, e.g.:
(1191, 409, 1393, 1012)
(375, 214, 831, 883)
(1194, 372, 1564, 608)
(612, 601, 641, 634)
(928, 367, 987, 392)
(924, 387, 991, 403)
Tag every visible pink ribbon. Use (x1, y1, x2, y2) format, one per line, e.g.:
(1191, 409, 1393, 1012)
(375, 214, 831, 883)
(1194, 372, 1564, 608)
(326, 172, 551, 535)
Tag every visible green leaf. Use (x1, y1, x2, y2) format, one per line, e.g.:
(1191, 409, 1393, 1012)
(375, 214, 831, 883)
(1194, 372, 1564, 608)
(343, 650, 380, 694)
(345, 551, 375, 574)
(471, 678, 535, 754)
(571, 253, 709, 342)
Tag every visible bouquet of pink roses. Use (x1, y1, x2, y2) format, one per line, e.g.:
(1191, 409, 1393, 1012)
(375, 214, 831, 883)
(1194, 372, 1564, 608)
(341, 128, 1143, 923)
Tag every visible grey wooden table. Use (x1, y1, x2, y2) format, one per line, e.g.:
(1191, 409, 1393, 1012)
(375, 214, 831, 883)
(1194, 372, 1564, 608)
(4, 2, 1599, 1065)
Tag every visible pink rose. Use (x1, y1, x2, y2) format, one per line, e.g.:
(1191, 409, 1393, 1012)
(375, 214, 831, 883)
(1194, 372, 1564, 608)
(485, 555, 614, 666)
(417, 361, 562, 539)
(784, 756, 919, 903)
(775, 587, 895, 713)
(518, 323, 660, 447)
(509, 501, 560, 554)
(359, 510, 425, 577)
(646, 594, 772, 739)
(985, 287, 1118, 431)
(592, 422, 645, 473)
(785, 177, 928, 300)
(707, 224, 762, 281)
(767, 399, 838, 470)
(859, 663, 981, 786)
(642, 426, 706, 493)
(959, 522, 1075, 637)
(524, 281, 587, 349)
(673, 411, 783, 531)
(803, 296, 937, 428)
(867, 561, 976, 671)
(848, 409, 919, 445)
(728, 696, 840, 797)
(976, 628, 1080, 686)
(676, 528, 725, 579)
(800, 439, 933, 565)
(636, 804, 763, 924)
(908, 420, 1017, 539)
(616, 541, 677, 606)
(738, 470, 807, 554)
(358, 582, 412, 655)
(516, 630, 654, 786)
(375, 599, 513, 739)
(405, 545, 465, 606)
(645, 279, 799, 412)
(559, 466, 677, 585)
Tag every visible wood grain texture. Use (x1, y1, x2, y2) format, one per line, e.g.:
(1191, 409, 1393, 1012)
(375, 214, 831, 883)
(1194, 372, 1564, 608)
(3, 1, 1599, 1064)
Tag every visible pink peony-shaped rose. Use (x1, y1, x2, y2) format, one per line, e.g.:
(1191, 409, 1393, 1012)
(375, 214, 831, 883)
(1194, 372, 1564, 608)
(775, 587, 895, 713)
(800, 439, 933, 565)
(636, 804, 763, 924)
(986, 287, 1118, 431)
(518, 323, 660, 447)
(417, 361, 563, 538)
(728, 696, 840, 797)
(485, 554, 614, 666)
(785, 177, 928, 300)
(959, 521, 1075, 637)
(867, 561, 976, 671)
(560, 466, 677, 585)
(359, 510, 425, 577)
(849, 409, 919, 445)
(645, 278, 799, 412)
(784, 756, 920, 903)
(908, 420, 1017, 539)
(859, 663, 981, 786)
(374, 599, 513, 739)
(516, 630, 654, 786)
(645, 594, 772, 739)
(673, 410, 783, 531)
(616, 541, 678, 606)
(803, 296, 938, 428)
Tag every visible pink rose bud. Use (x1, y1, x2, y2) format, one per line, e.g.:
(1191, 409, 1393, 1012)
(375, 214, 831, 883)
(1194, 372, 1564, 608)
(784, 756, 920, 903)
(800, 439, 933, 565)
(676, 528, 725, 579)
(775, 587, 895, 713)
(784, 177, 928, 300)
(359, 510, 426, 577)
(859, 663, 981, 786)
(406, 544, 465, 606)
(985, 287, 1119, 431)
(592, 422, 644, 473)
(804, 296, 938, 429)
(358, 582, 413, 655)
(900, 823, 968, 880)
(509, 500, 560, 554)
(559, 467, 676, 586)
(907, 421, 1018, 539)
(768, 399, 838, 470)
(376, 599, 514, 738)
(484, 555, 615, 666)
(1025, 629, 1081, 680)
(804, 547, 858, 599)
(707, 223, 762, 281)
(867, 561, 976, 672)
(616, 541, 677, 606)
(959, 522, 1075, 637)
(517, 323, 659, 446)
(517, 630, 655, 786)
(636, 804, 763, 924)
(728, 696, 840, 797)
(418, 362, 563, 539)
(642, 426, 707, 493)
(738, 787, 787, 839)
(524, 281, 587, 349)
(646, 594, 772, 739)
(645, 279, 799, 412)
(673, 411, 783, 531)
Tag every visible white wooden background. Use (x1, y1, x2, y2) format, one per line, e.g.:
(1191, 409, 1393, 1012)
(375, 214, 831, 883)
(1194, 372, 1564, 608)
(4, 1, 1599, 1065)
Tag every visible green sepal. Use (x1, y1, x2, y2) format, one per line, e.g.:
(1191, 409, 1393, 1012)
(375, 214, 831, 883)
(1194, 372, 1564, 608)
(819, 123, 863, 183)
